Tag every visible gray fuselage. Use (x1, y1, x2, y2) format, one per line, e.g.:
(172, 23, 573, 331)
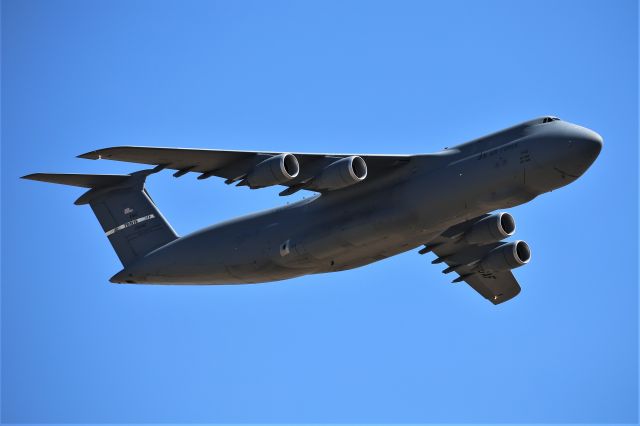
(111, 118, 602, 284)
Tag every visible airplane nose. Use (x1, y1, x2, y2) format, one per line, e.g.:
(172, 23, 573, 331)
(580, 128, 603, 157)
(563, 127, 603, 176)
(570, 128, 603, 161)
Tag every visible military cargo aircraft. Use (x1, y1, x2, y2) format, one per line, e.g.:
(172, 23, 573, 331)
(23, 116, 602, 304)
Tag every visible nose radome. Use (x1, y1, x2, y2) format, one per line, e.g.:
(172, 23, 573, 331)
(581, 128, 603, 158)
(563, 126, 602, 176)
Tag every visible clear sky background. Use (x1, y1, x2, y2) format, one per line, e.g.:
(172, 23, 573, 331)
(1, 0, 638, 424)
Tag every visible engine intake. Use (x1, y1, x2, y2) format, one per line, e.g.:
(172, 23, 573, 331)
(246, 153, 299, 188)
(313, 156, 367, 191)
(464, 212, 516, 245)
(479, 240, 531, 272)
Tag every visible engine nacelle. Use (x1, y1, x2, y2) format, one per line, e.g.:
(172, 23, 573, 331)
(464, 212, 516, 245)
(479, 240, 531, 272)
(245, 153, 299, 188)
(313, 156, 367, 191)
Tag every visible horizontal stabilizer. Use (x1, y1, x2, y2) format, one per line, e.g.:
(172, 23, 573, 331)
(22, 166, 177, 267)
(21, 173, 130, 188)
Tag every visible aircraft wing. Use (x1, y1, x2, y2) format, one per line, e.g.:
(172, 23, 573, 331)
(78, 146, 413, 196)
(422, 215, 522, 305)
(457, 271, 521, 304)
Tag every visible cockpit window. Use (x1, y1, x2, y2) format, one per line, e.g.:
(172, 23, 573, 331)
(542, 116, 560, 123)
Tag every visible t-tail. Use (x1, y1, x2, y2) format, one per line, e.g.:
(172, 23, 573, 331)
(22, 165, 178, 267)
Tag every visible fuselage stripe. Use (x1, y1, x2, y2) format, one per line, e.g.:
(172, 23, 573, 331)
(105, 214, 155, 236)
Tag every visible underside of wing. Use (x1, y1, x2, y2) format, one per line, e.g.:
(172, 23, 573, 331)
(463, 271, 521, 304)
(420, 213, 529, 305)
(78, 146, 416, 195)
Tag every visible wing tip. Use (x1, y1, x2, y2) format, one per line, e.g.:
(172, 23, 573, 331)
(490, 285, 522, 305)
(21, 173, 38, 180)
(77, 150, 101, 159)
(77, 146, 133, 159)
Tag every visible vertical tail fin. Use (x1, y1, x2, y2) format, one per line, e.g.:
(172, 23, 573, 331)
(22, 166, 178, 266)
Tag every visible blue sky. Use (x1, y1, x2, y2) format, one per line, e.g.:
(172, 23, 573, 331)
(2, 0, 637, 423)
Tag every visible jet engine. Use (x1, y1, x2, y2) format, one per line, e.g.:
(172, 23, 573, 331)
(245, 153, 300, 188)
(313, 156, 367, 191)
(464, 212, 516, 245)
(478, 240, 531, 272)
